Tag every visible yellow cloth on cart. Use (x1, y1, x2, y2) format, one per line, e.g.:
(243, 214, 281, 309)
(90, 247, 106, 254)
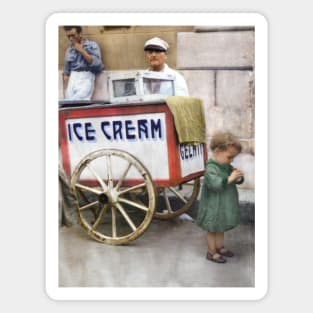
(166, 96, 206, 144)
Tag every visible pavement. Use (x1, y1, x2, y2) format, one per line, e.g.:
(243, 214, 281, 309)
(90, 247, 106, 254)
(59, 207, 255, 287)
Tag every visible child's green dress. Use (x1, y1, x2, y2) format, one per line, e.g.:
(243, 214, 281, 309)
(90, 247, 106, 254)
(196, 159, 243, 232)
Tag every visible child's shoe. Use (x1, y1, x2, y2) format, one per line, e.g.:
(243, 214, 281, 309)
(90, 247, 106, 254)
(206, 251, 226, 263)
(217, 247, 234, 257)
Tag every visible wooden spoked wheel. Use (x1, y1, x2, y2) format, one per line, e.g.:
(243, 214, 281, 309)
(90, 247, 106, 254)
(70, 149, 157, 245)
(154, 178, 201, 219)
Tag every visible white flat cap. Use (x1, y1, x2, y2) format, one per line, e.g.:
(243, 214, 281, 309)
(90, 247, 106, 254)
(144, 37, 169, 52)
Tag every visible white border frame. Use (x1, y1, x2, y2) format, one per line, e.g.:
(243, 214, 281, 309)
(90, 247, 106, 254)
(46, 12, 268, 301)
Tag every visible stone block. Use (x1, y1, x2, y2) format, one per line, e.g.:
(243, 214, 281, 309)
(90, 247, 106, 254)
(179, 70, 217, 144)
(205, 106, 225, 139)
(178, 70, 254, 144)
(238, 139, 254, 155)
(222, 106, 254, 138)
(214, 70, 254, 138)
(216, 70, 254, 109)
(202, 105, 253, 142)
(179, 70, 215, 108)
(177, 31, 254, 69)
(232, 153, 255, 189)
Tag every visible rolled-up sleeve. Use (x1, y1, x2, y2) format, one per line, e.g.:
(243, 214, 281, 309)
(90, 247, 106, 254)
(86, 42, 103, 73)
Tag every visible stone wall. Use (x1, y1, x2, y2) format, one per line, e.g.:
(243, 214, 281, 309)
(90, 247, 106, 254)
(176, 29, 255, 196)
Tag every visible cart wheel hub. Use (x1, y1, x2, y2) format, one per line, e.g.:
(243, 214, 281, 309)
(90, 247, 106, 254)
(98, 193, 109, 205)
(99, 190, 118, 205)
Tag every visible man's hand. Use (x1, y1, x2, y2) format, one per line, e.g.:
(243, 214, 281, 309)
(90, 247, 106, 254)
(71, 38, 84, 53)
(71, 38, 93, 64)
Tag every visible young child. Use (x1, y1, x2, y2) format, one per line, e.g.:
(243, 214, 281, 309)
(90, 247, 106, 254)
(196, 131, 244, 263)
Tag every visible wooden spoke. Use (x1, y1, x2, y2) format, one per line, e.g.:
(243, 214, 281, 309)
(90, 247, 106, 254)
(168, 186, 188, 204)
(86, 163, 108, 192)
(78, 200, 99, 212)
(163, 188, 174, 213)
(92, 204, 109, 229)
(115, 203, 137, 232)
(118, 182, 146, 195)
(115, 163, 132, 191)
(111, 206, 117, 238)
(118, 197, 149, 212)
(77, 188, 90, 203)
(106, 155, 114, 189)
(75, 183, 102, 195)
(154, 179, 200, 220)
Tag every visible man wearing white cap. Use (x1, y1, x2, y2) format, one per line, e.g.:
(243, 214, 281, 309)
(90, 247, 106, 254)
(144, 37, 189, 96)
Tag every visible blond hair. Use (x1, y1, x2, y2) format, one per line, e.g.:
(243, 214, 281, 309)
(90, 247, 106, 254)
(210, 131, 242, 153)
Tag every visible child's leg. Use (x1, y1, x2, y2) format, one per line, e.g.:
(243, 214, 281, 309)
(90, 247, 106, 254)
(216, 232, 234, 257)
(215, 232, 225, 250)
(206, 232, 226, 263)
(207, 232, 217, 253)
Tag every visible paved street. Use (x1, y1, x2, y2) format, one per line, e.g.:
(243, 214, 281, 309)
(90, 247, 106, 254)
(59, 215, 254, 287)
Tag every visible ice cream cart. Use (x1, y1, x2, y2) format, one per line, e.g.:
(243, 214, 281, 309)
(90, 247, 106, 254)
(59, 70, 207, 244)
